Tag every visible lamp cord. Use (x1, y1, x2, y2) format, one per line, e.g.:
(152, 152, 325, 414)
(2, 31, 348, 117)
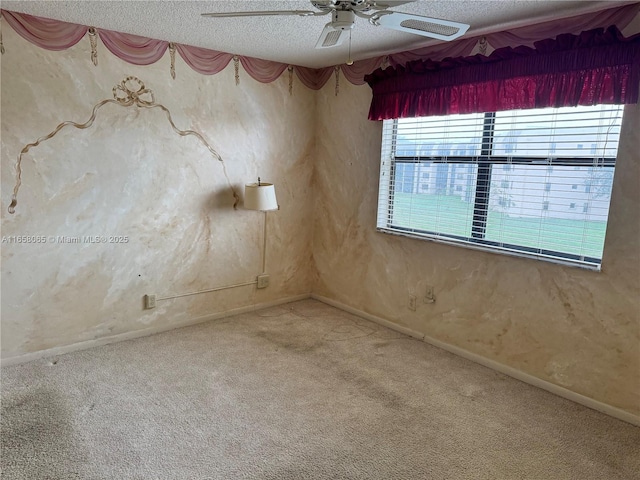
(262, 211, 268, 274)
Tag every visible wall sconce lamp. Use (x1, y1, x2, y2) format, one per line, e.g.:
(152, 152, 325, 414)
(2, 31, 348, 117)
(245, 178, 278, 275)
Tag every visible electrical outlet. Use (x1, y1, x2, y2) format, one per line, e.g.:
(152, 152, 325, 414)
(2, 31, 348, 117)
(425, 285, 435, 303)
(257, 274, 270, 289)
(144, 294, 156, 309)
(408, 294, 417, 311)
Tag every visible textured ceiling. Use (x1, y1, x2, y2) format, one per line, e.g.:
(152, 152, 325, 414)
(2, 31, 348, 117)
(2, 1, 635, 68)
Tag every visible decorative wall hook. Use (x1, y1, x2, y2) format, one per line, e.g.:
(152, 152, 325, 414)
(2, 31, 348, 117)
(88, 27, 98, 65)
(169, 42, 176, 79)
(478, 36, 488, 55)
(288, 66, 294, 96)
(233, 55, 240, 85)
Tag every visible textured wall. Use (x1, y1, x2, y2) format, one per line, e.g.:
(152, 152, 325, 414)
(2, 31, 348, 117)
(2, 22, 639, 419)
(1, 26, 316, 358)
(313, 81, 640, 416)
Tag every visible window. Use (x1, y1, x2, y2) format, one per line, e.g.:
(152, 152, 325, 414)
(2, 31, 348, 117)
(377, 105, 624, 269)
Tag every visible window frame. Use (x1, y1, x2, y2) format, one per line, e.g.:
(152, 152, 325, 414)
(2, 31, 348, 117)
(378, 110, 620, 270)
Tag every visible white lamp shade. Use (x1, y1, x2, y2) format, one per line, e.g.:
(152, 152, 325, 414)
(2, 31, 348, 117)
(244, 182, 278, 211)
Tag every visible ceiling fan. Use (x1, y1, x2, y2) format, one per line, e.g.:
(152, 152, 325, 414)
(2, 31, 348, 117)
(202, 1, 470, 49)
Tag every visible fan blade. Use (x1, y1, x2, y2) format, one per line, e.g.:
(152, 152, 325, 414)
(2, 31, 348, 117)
(374, 12, 469, 41)
(202, 10, 326, 18)
(315, 23, 348, 49)
(368, 1, 416, 10)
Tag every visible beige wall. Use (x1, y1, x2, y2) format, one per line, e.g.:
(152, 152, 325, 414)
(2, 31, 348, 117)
(2, 24, 638, 418)
(1, 26, 316, 358)
(313, 80, 640, 416)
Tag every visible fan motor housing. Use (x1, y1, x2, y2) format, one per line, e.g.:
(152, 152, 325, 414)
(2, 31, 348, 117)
(332, 10, 356, 29)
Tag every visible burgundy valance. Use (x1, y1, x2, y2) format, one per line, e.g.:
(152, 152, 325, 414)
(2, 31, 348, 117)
(365, 26, 640, 120)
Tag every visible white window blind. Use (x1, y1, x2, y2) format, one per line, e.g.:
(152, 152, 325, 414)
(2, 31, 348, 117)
(377, 105, 624, 269)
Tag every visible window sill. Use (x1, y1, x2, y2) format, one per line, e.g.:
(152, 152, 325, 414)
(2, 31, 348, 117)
(376, 227, 602, 271)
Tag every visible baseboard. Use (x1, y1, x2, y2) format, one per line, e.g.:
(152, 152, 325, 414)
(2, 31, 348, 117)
(5, 292, 638, 426)
(312, 294, 426, 341)
(1, 293, 311, 367)
(311, 294, 640, 427)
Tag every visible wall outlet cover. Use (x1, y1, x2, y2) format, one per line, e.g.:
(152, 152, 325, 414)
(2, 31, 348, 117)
(144, 294, 156, 309)
(257, 274, 270, 289)
(408, 294, 417, 311)
(425, 285, 435, 303)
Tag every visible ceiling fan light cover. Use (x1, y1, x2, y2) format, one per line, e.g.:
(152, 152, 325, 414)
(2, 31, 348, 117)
(315, 24, 348, 48)
(323, 30, 343, 47)
(400, 20, 459, 37)
(376, 13, 469, 41)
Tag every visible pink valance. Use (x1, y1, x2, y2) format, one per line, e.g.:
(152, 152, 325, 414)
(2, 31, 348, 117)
(175, 44, 233, 75)
(295, 67, 335, 91)
(387, 37, 480, 69)
(1, 4, 638, 89)
(487, 2, 640, 50)
(365, 26, 640, 120)
(99, 30, 168, 66)
(340, 58, 385, 86)
(2, 10, 87, 51)
(240, 57, 289, 84)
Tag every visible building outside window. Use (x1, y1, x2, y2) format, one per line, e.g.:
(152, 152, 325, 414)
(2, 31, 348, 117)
(377, 104, 623, 269)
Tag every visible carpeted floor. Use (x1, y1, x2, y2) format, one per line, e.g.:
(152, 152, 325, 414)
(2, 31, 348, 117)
(1, 299, 639, 479)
